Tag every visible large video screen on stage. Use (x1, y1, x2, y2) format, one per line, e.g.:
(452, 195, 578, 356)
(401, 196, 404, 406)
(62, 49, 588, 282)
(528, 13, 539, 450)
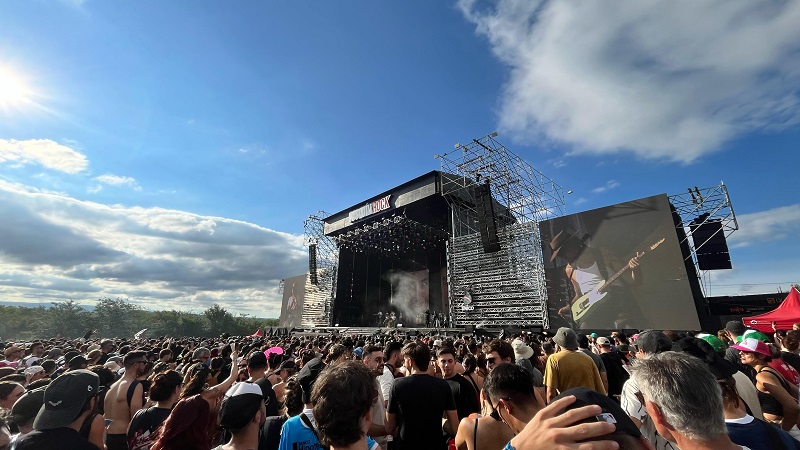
(279, 274, 307, 328)
(540, 194, 700, 331)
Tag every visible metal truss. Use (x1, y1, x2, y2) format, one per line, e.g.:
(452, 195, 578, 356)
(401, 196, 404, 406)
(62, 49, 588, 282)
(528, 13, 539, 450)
(303, 212, 338, 327)
(437, 133, 565, 328)
(332, 214, 449, 257)
(668, 183, 738, 296)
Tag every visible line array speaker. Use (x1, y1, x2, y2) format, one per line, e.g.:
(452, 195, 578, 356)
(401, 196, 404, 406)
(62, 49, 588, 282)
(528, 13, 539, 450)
(309, 244, 318, 284)
(475, 181, 501, 253)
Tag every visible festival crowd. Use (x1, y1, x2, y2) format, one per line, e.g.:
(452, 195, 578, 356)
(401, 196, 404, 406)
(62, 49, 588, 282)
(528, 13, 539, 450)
(0, 320, 799, 450)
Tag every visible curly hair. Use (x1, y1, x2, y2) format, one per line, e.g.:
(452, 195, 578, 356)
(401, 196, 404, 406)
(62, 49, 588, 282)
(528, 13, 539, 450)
(281, 377, 304, 418)
(312, 361, 376, 447)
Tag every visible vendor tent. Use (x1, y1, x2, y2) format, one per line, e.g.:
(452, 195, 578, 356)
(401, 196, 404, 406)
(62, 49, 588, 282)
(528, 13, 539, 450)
(743, 286, 800, 333)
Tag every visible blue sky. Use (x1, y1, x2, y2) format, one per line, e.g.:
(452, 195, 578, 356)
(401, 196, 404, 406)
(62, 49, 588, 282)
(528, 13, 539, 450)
(1, 0, 798, 318)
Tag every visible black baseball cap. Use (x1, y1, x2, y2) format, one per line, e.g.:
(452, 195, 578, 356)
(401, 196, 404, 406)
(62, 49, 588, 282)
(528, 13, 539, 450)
(554, 387, 642, 439)
(297, 357, 325, 404)
(247, 351, 267, 368)
(11, 386, 46, 426)
(34, 370, 99, 430)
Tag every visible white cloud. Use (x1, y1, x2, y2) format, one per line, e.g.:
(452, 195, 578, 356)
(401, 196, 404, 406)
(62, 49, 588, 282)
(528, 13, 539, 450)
(0, 139, 88, 173)
(459, 1, 800, 162)
(591, 180, 620, 194)
(728, 204, 800, 248)
(0, 180, 308, 316)
(95, 174, 142, 191)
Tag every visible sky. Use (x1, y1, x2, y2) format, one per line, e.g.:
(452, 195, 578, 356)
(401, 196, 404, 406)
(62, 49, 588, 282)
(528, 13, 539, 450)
(0, 0, 799, 318)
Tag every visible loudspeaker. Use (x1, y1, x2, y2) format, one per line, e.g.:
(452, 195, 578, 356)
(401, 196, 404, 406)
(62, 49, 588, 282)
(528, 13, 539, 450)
(690, 218, 732, 270)
(309, 244, 318, 284)
(475, 181, 501, 253)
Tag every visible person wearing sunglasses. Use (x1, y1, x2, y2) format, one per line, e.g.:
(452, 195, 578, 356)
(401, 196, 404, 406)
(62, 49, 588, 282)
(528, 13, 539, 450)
(482, 339, 514, 373)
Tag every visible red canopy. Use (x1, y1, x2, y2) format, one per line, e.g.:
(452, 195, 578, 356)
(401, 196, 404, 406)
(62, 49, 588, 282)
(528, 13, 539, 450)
(743, 287, 800, 332)
(251, 329, 264, 337)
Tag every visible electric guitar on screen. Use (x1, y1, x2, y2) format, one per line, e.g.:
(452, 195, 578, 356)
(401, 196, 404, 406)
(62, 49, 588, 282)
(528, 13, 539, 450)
(570, 238, 666, 321)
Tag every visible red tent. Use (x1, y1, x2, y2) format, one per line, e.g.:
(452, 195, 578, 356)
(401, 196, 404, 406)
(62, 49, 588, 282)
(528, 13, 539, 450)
(251, 329, 264, 337)
(743, 287, 800, 332)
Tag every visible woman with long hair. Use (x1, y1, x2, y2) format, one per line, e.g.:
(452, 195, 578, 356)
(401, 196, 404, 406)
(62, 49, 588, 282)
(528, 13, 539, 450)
(733, 338, 800, 436)
(150, 395, 216, 450)
(128, 370, 183, 450)
(260, 377, 305, 450)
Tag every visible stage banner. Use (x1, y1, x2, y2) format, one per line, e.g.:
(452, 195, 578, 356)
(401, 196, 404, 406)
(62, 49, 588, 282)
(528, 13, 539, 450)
(540, 194, 700, 331)
(279, 274, 307, 329)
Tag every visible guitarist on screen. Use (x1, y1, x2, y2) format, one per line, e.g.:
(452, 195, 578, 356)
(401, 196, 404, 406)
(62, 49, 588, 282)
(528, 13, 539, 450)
(550, 229, 650, 330)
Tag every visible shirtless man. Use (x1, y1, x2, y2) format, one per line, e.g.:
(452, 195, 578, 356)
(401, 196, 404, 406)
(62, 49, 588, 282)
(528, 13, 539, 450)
(104, 351, 149, 450)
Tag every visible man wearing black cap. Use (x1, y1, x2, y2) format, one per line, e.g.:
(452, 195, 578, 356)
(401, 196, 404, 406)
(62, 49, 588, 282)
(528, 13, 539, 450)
(620, 330, 676, 450)
(14, 369, 101, 450)
(272, 359, 296, 403)
(247, 350, 280, 418)
(215, 382, 266, 450)
(8, 386, 45, 443)
(278, 357, 327, 450)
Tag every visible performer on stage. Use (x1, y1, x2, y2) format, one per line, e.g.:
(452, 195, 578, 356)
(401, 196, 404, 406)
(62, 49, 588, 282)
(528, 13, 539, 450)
(549, 229, 651, 330)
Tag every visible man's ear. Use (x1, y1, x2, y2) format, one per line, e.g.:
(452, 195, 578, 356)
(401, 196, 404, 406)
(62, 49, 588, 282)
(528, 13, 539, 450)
(645, 400, 677, 441)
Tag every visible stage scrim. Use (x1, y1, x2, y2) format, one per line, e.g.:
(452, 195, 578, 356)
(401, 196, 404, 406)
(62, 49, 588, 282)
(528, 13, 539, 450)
(540, 194, 700, 330)
(279, 274, 307, 328)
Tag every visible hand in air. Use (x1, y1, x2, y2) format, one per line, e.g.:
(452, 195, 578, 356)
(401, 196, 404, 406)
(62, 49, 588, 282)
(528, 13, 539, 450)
(509, 395, 618, 450)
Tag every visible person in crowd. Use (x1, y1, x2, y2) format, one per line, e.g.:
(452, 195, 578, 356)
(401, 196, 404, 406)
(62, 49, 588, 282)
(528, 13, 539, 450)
(675, 337, 800, 450)
(23, 365, 46, 386)
(596, 336, 630, 400)
(732, 337, 800, 435)
(40, 359, 57, 378)
(312, 361, 381, 450)
(272, 359, 297, 403)
(192, 347, 212, 367)
(325, 344, 350, 365)
(544, 327, 605, 403)
(8, 386, 45, 444)
(68, 355, 89, 371)
(510, 338, 544, 387)
(246, 350, 280, 418)
(631, 351, 752, 450)
(361, 344, 388, 449)
(1, 346, 24, 368)
(386, 341, 458, 450)
(461, 354, 484, 393)
(724, 321, 757, 380)
(278, 357, 326, 450)
(23, 342, 45, 368)
(620, 329, 676, 450)
(0, 381, 24, 410)
(481, 363, 542, 435)
(105, 350, 149, 450)
(261, 377, 304, 450)
(150, 394, 217, 450)
(577, 333, 609, 393)
(128, 370, 183, 450)
(215, 382, 267, 450)
(379, 341, 404, 407)
(98, 339, 116, 365)
(779, 330, 800, 375)
(438, 347, 481, 422)
(14, 369, 101, 450)
(482, 339, 514, 373)
(86, 349, 103, 366)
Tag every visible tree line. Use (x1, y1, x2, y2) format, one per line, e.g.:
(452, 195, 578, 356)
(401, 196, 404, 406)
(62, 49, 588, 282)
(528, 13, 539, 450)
(0, 298, 280, 340)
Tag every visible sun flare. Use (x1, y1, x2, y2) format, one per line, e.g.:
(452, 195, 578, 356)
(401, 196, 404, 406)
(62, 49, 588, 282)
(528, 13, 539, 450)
(0, 68, 31, 107)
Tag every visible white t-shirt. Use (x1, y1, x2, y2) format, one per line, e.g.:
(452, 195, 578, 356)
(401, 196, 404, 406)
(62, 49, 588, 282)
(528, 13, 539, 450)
(620, 377, 678, 450)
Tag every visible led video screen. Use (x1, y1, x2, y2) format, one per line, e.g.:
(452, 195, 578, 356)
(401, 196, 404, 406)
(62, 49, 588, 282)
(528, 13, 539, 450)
(540, 194, 700, 331)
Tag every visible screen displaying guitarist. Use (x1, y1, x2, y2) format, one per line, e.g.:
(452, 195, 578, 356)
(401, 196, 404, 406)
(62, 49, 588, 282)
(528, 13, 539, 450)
(550, 229, 664, 329)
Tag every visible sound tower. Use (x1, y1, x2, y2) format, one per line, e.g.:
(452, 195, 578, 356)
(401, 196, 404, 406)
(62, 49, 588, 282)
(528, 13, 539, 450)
(309, 243, 318, 285)
(690, 216, 732, 270)
(475, 181, 501, 253)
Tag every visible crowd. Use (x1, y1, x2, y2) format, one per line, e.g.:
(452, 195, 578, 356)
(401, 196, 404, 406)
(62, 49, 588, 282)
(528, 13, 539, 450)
(0, 320, 799, 450)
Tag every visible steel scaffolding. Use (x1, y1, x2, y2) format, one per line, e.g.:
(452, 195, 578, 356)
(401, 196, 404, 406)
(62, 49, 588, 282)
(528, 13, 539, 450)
(303, 212, 337, 327)
(436, 133, 565, 328)
(668, 183, 738, 296)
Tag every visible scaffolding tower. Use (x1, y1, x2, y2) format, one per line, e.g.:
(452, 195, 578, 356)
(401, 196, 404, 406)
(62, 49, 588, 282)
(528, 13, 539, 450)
(302, 212, 338, 327)
(668, 183, 738, 297)
(436, 133, 566, 328)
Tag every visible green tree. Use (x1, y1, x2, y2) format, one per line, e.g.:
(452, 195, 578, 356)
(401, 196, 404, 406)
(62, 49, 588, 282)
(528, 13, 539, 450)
(92, 297, 145, 338)
(44, 300, 91, 338)
(203, 304, 236, 336)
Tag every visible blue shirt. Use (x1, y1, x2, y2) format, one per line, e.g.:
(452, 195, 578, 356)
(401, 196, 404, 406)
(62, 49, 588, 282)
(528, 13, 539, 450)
(278, 410, 379, 450)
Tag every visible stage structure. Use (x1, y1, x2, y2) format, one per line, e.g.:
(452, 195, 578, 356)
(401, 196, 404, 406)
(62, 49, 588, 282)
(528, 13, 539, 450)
(302, 212, 338, 327)
(436, 133, 566, 328)
(668, 183, 739, 296)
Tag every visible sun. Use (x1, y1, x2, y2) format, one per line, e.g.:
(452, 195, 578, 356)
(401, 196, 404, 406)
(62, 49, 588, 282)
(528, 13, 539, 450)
(0, 68, 31, 108)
